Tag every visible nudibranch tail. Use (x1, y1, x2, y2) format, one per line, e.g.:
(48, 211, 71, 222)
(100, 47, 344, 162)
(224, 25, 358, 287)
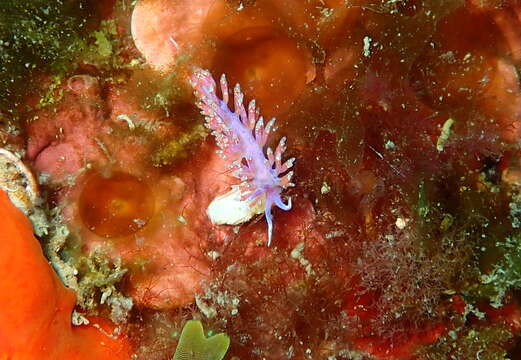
(191, 68, 295, 246)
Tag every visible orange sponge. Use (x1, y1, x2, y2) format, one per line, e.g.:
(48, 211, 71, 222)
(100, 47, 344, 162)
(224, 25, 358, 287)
(0, 190, 132, 360)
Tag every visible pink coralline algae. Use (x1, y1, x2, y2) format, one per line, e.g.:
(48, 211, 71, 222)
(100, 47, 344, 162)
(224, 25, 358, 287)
(190, 68, 295, 246)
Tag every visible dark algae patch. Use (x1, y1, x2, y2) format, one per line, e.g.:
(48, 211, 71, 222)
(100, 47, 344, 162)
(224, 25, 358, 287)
(0, 0, 98, 112)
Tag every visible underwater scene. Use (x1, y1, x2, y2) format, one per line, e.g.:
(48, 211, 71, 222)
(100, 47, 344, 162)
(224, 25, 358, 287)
(1, 0, 521, 359)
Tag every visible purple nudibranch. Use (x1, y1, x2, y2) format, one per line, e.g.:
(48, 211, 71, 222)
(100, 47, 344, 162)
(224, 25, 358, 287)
(190, 68, 295, 246)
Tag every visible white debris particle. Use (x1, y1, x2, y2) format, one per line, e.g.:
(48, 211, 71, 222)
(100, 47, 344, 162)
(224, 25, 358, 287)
(384, 140, 396, 149)
(378, 99, 390, 111)
(207, 250, 221, 260)
(436, 117, 455, 152)
(71, 310, 90, 326)
(363, 36, 372, 57)
(168, 36, 180, 50)
(440, 50, 455, 62)
(321, 182, 331, 194)
(325, 229, 345, 239)
(132, 218, 145, 227)
(395, 217, 408, 229)
(287, 346, 295, 358)
(115, 114, 136, 130)
(290, 242, 315, 276)
(195, 294, 217, 319)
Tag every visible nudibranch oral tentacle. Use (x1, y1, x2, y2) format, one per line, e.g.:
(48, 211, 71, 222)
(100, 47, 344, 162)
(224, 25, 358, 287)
(190, 68, 295, 246)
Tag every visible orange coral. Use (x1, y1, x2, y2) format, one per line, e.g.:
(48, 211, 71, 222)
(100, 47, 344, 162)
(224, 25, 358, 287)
(0, 190, 132, 360)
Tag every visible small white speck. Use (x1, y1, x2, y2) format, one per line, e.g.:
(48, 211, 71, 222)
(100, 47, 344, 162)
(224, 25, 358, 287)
(396, 217, 408, 229)
(384, 140, 395, 149)
(168, 36, 180, 50)
(321, 182, 331, 194)
(437, 117, 454, 152)
(363, 36, 372, 57)
(207, 250, 221, 260)
(133, 218, 146, 227)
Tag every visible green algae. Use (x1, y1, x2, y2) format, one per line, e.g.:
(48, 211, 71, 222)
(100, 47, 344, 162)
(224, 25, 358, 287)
(414, 169, 521, 306)
(93, 21, 116, 59)
(82, 18, 131, 71)
(0, 0, 89, 111)
(173, 320, 230, 360)
(510, 193, 521, 229)
(36, 74, 65, 109)
(0, 0, 134, 114)
(474, 234, 521, 308)
(152, 124, 208, 167)
(35, 17, 128, 110)
(419, 324, 513, 360)
(136, 70, 190, 116)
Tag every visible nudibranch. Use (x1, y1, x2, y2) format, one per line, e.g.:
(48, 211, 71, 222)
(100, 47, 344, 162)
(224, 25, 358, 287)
(190, 68, 295, 246)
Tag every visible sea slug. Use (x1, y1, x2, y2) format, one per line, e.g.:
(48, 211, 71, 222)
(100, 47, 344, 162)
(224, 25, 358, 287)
(190, 68, 295, 246)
